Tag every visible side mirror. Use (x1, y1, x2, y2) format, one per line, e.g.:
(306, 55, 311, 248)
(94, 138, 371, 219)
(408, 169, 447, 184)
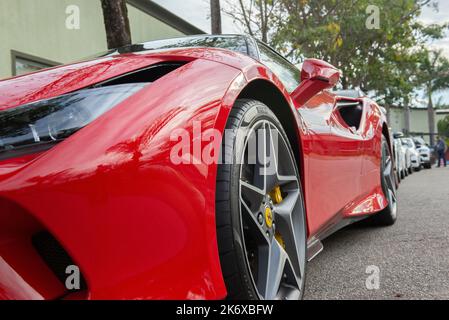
(291, 58, 341, 106)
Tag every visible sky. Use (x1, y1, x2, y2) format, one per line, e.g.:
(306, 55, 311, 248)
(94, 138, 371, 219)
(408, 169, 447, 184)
(420, 1, 449, 105)
(420, 0, 449, 57)
(154, 0, 240, 34)
(154, 0, 449, 106)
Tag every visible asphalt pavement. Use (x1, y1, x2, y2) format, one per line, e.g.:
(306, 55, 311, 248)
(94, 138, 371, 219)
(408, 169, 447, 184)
(304, 165, 449, 299)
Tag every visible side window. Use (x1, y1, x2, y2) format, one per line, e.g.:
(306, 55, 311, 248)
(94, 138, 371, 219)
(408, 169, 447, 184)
(257, 42, 300, 92)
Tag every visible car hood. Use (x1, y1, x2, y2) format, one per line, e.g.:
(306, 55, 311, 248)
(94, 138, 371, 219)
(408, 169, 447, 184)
(417, 146, 430, 152)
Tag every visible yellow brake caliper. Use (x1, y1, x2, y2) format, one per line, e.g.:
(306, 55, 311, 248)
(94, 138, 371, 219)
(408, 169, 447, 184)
(269, 186, 286, 249)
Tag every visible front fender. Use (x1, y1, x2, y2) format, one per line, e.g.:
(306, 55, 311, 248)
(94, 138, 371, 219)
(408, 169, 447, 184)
(0, 58, 243, 299)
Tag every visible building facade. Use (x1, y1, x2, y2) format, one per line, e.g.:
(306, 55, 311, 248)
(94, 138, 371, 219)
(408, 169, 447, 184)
(389, 106, 449, 142)
(0, 0, 203, 79)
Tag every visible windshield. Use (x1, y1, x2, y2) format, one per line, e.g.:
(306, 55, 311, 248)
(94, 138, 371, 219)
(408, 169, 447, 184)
(98, 35, 250, 58)
(401, 138, 415, 148)
(413, 137, 426, 146)
(95, 35, 300, 93)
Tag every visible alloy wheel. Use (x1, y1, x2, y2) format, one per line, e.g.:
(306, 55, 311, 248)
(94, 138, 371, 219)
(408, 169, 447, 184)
(382, 143, 397, 220)
(238, 120, 306, 300)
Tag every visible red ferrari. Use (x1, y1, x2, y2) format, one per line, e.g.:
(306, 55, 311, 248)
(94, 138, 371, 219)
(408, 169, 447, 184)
(0, 35, 397, 300)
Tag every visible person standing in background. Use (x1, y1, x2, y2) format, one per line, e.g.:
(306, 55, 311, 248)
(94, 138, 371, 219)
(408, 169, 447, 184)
(436, 136, 447, 167)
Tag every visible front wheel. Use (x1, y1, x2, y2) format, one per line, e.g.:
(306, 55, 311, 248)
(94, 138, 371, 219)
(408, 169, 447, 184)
(215, 99, 307, 300)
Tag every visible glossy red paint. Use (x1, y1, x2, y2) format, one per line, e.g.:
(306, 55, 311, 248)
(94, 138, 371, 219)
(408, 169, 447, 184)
(0, 47, 390, 299)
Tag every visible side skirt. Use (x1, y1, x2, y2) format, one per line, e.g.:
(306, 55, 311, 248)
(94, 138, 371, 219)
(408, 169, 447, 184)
(306, 215, 366, 261)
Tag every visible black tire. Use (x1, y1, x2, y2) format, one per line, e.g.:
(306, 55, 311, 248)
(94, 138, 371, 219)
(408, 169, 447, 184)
(215, 99, 307, 300)
(368, 136, 398, 226)
(394, 166, 400, 188)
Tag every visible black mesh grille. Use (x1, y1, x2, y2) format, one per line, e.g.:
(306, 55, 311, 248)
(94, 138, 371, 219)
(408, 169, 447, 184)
(32, 231, 87, 290)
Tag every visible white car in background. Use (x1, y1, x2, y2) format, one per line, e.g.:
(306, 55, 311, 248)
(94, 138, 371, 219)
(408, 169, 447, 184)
(413, 136, 432, 169)
(394, 133, 407, 180)
(401, 137, 421, 172)
(393, 138, 405, 182)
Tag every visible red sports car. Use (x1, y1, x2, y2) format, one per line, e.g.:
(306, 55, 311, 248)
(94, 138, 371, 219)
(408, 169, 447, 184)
(0, 35, 397, 300)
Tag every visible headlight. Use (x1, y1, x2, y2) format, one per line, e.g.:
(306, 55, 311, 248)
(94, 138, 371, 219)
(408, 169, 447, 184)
(0, 83, 147, 160)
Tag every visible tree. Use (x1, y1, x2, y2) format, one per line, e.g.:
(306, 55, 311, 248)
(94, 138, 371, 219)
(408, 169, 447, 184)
(211, 0, 222, 34)
(227, 0, 447, 124)
(438, 115, 449, 138)
(101, 0, 131, 49)
(224, 0, 280, 42)
(417, 49, 449, 146)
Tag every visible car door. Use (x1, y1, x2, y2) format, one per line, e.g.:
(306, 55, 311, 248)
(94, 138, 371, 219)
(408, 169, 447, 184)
(297, 92, 364, 236)
(253, 43, 364, 236)
(358, 100, 383, 198)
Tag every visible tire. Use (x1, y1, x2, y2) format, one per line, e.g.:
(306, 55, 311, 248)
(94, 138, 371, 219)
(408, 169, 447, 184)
(394, 165, 400, 188)
(368, 136, 398, 226)
(400, 170, 405, 179)
(215, 99, 307, 300)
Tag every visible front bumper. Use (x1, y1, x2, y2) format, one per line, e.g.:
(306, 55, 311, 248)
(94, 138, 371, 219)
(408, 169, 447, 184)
(420, 153, 430, 164)
(411, 156, 421, 168)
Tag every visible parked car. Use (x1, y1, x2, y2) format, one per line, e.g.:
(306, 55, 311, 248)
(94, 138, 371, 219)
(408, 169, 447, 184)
(394, 132, 409, 179)
(393, 136, 406, 182)
(401, 137, 421, 172)
(413, 136, 432, 169)
(0, 34, 398, 300)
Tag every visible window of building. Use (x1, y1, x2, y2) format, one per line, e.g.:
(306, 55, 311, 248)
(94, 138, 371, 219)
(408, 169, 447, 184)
(11, 51, 59, 76)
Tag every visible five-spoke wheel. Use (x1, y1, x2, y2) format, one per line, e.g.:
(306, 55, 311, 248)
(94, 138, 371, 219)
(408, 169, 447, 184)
(216, 100, 307, 300)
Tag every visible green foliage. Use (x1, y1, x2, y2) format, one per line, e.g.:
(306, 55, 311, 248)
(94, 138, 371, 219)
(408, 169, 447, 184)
(438, 115, 449, 137)
(228, 0, 449, 106)
(270, 0, 446, 104)
(417, 49, 449, 95)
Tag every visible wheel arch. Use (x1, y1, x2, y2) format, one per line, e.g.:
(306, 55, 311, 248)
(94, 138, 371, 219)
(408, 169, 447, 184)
(236, 79, 303, 174)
